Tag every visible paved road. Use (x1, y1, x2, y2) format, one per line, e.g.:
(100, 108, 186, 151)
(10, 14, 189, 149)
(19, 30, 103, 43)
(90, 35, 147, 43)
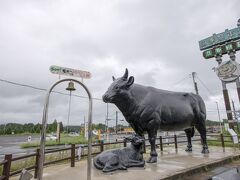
(0, 135, 39, 160)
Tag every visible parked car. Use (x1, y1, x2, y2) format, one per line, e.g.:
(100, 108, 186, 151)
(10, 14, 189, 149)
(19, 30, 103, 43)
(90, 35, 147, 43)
(46, 134, 57, 141)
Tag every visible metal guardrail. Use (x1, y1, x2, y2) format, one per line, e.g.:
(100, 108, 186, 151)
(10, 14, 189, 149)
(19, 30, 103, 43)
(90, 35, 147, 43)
(0, 133, 236, 180)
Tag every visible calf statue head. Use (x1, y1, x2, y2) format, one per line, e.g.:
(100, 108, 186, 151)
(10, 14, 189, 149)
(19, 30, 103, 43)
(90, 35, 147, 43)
(102, 68, 134, 103)
(125, 134, 145, 148)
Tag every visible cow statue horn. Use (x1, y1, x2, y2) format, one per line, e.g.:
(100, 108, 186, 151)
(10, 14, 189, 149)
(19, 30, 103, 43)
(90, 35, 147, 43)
(122, 68, 128, 80)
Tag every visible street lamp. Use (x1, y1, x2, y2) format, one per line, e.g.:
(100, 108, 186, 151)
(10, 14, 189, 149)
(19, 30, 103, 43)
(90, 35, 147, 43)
(119, 119, 125, 134)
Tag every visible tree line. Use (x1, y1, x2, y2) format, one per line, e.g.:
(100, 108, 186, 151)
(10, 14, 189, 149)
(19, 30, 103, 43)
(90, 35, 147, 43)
(0, 121, 130, 135)
(0, 119, 219, 135)
(0, 120, 59, 135)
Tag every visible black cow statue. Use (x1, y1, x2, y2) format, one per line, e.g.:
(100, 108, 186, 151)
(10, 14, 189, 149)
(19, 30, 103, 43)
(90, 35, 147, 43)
(94, 134, 145, 172)
(103, 69, 209, 163)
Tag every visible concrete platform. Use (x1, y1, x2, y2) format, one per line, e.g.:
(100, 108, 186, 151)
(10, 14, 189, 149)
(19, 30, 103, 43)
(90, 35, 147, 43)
(11, 144, 240, 180)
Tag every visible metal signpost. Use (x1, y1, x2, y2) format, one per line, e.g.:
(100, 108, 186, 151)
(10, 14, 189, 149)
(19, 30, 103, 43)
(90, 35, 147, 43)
(199, 19, 240, 130)
(37, 79, 93, 180)
(38, 66, 93, 180)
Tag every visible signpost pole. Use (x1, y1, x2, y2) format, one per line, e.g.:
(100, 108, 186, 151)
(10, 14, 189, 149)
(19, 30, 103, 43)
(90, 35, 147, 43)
(229, 50, 240, 131)
(199, 19, 240, 131)
(222, 82, 234, 129)
(216, 56, 235, 130)
(229, 51, 240, 105)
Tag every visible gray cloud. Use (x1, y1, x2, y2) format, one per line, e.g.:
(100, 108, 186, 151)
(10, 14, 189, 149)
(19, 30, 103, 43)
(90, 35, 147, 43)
(0, 0, 240, 126)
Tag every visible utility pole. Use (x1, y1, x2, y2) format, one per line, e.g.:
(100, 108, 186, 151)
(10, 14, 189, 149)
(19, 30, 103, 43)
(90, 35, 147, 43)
(84, 116, 88, 139)
(231, 100, 239, 132)
(192, 72, 199, 95)
(105, 103, 109, 142)
(215, 102, 223, 133)
(116, 111, 118, 134)
(232, 100, 237, 120)
(106, 103, 109, 133)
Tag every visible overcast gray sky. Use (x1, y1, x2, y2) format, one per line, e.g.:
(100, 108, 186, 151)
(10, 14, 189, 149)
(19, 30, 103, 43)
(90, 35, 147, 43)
(0, 0, 240, 127)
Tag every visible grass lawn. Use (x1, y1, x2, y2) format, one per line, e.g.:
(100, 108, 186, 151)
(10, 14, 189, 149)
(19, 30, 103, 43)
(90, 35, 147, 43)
(0, 151, 72, 176)
(207, 140, 238, 147)
(21, 134, 88, 148)
(207, 135, 237, 147)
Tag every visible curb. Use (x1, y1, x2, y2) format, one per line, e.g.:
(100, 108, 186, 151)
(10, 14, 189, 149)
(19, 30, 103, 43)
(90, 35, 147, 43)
(160, 154, 240, 180)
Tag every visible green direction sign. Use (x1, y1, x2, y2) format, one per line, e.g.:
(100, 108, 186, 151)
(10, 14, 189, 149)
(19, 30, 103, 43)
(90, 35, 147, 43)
(49, 65, 91, 79)
(203, 40, 240, 59)
(199, 27, 240, 50)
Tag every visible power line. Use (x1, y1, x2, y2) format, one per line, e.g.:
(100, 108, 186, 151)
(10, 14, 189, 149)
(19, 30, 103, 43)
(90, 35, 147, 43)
(196, 76, 214, 95)
(0, 77, 228, 111)
(0, 79, 47, 91)
(171, 75, 191, 87)
(0, 78, 102, 101)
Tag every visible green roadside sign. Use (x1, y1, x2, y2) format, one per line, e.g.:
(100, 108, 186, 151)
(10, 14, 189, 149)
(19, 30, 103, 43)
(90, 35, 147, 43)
(203, 40, 240, 59)
(199, 27, 240, 50)
(49, 65, 91, 79)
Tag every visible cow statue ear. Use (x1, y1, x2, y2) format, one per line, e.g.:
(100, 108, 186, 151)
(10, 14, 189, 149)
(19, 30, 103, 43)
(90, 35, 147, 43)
(126, 76, 134, 88)
(112, 76, 116, 81)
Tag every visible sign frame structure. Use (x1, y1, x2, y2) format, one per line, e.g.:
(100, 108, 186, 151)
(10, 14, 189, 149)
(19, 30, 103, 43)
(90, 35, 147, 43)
(199, 27, 240, 51)
(198, 20, 240, 131)
(50, 65, 91, 79)
(37, 78, 93, 180)
(215, 60, 240, 83)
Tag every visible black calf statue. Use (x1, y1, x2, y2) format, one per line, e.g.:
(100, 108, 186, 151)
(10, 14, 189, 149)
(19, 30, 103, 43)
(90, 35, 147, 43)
(94, 134, 145, 172)
(103, 69, 209, 163)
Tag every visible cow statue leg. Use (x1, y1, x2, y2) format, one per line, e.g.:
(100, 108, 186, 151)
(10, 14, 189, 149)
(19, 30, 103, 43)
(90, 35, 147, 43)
(184, 128, 194, 152)
(195, 123, 209, 154)
(147, 126, 158, 163)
